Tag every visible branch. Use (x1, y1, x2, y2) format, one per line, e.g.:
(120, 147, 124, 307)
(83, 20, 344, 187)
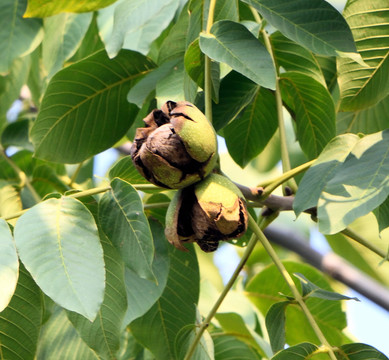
(264, 226, 389, 311)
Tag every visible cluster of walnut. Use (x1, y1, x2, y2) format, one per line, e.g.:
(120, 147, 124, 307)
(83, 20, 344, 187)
(131, 101, 248, 252)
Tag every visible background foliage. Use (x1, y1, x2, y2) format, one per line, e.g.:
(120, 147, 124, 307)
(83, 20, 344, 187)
(0, 0, 388, 359)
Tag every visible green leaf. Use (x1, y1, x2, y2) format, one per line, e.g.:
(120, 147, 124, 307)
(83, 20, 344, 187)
(42, 13, 92, 78)
(265, 301, 289, 353)
(374, 196, 389, 233)
(318, 130, 389, 234)
(294, 134, 360, 216)
(127, 59, 179, 108)
(242, 0, 356, 56)
(216, 312, 267, 357)
(294, 273, 359, 301)
(315, 55, 337, 91)
(270, 31, 326, 86)
(212, 71, 258, 131)
(280, 71, 336, 159)
(175, 324, 214, 360)
(109, 155, 151, 185)
(271, 342, 318, 360)
(156, 62, 187, 106)
(1, 119, 33, 151)
(337, 95, 389, 135)
(67, 233, 127, 359)
(123, 220, 169, 325)
(14, 197, 105, 321)
(199, 20, 276, 90)
(32, 165, 70, 197)
(326, 233, 383, 283)
(0, 55, 31, 126)
(213, 335, 261, 360)
(158, 3, 190, 64)
(36, 306, 97, 360)
(0, 0, 43, 74)
(0, 263, 42, 360)
(130, 243, 199, 360)
(105, 0, 180, 57)
(246, 261, 346, 346)
(99, 178, 156, 282)
(24, 0, 118, 17)
(0, 219, 19, 312)
(337, 343, 389, 360)
(144, 192, 170, 225)
(338, 0, 389, 111)
(31, 49, 154, 163)
(185, 38, 220, 102)
(224, 87, 277, 167)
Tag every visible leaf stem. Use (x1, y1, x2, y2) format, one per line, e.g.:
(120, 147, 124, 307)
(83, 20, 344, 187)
(261, 159, 316, 198)
(248, 214, 337, 360)
(1, 148, 41, 204)
(341, 227, 387, 260)
(259, 21, 297, 192)
(184, 212, 278, 360)
(204, 0, 217, 123)
(68, 161, 85, 187)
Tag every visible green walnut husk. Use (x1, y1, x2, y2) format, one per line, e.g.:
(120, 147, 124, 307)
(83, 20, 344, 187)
(131, 100, 218, 189)
(165, 173, 248, 252)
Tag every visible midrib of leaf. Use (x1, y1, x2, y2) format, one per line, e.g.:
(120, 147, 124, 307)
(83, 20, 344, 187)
(55, 199, 86, 314)
(36, 67, 152, 150)
(111, 189, 153, 276)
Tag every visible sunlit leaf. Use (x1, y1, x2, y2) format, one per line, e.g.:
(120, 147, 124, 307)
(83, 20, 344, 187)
(318, 130, 389, 234)
(105, 0, 179, 57)
(31, 49, 154, 163)
(99, 178, 156, 282)
(294, 134, 359, 216)
(242, 0, 356, 56)
(200, 20, 276, 90)
(14, 197, 105, 321)
(25, 0, 118, 17)
(338, 0, 389, 111)
(0, 0, 42, 74)
(0, 219, 19, 312)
